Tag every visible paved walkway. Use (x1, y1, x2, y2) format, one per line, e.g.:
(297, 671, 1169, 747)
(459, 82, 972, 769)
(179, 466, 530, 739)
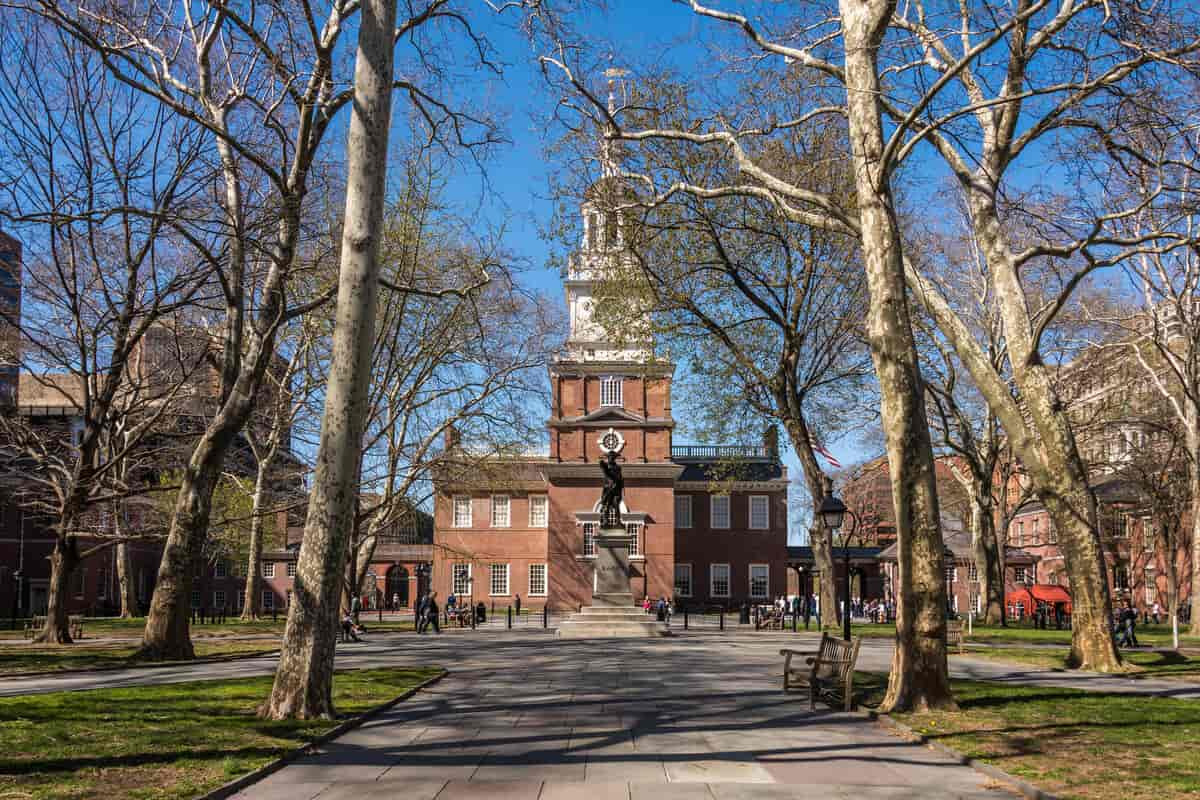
(2, 629, 1199, 700)
(233, 634, 1017, 800)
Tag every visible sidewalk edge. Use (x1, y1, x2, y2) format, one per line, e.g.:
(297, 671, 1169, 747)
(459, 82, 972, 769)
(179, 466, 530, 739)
(196, 668, 448, 800)
(865, 709, 1059, 800)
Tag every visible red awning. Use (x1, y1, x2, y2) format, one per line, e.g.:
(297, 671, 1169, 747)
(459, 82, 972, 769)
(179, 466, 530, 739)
(1030, 583, 1072, 611)
(1005, 587, 1033, 609)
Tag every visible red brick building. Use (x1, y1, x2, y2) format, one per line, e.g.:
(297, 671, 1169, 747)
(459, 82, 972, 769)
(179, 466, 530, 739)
(429, 187, 789, 612)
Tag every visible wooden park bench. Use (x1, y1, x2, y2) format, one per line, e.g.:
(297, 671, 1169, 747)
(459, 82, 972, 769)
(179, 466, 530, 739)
(780, 632, 862, 712)
(946, 619, 965, 654)
(24, 615, 84, 640)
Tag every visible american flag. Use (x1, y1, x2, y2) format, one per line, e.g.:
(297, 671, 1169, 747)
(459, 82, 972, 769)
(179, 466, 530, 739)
(812, 438, 842, 469)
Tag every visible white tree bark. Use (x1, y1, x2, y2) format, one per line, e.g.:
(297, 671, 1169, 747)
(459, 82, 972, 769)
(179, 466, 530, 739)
(261, 0, 398, 719)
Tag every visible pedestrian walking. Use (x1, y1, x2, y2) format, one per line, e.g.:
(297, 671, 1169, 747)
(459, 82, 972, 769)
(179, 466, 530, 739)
(350, 594, 361, 624)
(1119, 599, 1139, 647)
(425, 591, 441, 634)
(1152, 601, 1161, 625)
(416, 592, 429, 634)
(515, 593, 522, 617)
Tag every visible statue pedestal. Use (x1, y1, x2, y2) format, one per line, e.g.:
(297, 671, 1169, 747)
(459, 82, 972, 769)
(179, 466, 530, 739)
(557, 527, 669, 639)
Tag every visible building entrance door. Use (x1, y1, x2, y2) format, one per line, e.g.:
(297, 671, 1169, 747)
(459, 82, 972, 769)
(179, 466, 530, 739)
(387, 566, 409, 608)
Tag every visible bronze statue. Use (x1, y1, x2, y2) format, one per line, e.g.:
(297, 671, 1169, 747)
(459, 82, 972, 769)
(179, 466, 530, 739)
(599, 450, 624, 528)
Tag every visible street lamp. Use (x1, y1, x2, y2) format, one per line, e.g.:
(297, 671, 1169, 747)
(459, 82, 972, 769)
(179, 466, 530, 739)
(818, 476, 858, 642)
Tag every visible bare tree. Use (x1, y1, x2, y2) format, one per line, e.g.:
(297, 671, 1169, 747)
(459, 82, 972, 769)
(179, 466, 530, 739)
(0, 26, 210, 642)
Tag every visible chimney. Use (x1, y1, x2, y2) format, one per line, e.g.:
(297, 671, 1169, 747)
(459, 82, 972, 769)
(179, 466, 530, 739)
(444, 424, 462, 451)
(763, 425, 779, 460)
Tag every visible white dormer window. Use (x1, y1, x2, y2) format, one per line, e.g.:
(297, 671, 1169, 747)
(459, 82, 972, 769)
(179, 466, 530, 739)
(600, 375, 623, 407)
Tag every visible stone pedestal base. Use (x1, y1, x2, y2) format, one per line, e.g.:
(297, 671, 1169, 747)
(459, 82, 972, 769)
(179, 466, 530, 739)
(557, 528, 668, 639)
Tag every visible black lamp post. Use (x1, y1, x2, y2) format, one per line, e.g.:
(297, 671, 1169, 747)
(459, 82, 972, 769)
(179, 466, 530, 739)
(9, 569, 21, 630)
(818, 476, 858, 642)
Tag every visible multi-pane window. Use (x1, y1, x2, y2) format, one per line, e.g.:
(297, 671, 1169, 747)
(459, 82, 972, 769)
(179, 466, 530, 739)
(215, 560, 227, 578)
(968, 564, 978, 582)
(1145, 568, 1156, 604)
(944, 567, 957, 584)
(214, 590, 226, 608)
(749, 564, 769, 598)
(710, 563, 731, 598)
(583, 522, 597, 557)
(1113, 564, 1129, 590)
(287, 562, 297, 578)
(1015, 521, 1024, 547)
(262, 562, 275, 579)
(675, 495, 692, 528)
(262, 590, 274, 610)
(600, 375, 623, 407)
(1031, 518, 1040, 544)
(191, 589, 201, 608)
(453, 496, 472, 527)
(1049, 522, 1058, 544)
(491, 495, 510, 527)
(1116, 514, 1130, 538)
(749, 496, 770, 530)
(626, 522, 641, 557)
(490, 563, 510, 596)
(529, 495, 548, 527)
(1014, 566, 1027, 584)
(674, 563, 693, 597)
(1143, 517, 1155, 553)
(452, 563, 472, 596)
(529, 564, 547, 596)
(711, 496, 730, 529)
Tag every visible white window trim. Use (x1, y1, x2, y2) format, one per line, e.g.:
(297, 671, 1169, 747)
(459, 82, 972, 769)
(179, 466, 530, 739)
(674, 563, 694, 598)
(214, 589, 226, 608)
(262, 562, 275, 579)
(529, 495, 548, 528)
(582, 522, 597, 558)
(491, 495, 511, 528)
(749, 495, 770, 530)
(749, 563, 770, 599)
(529, 563, 547, 597)
(489, 563, 510, 596)
(261, 589, 274, 609)
(675, 495, 693, 529)
(600, 375, 623, 407)
(452, 563, 473, 596)
(710, 563, 731, 598)
(626, 521, 642, 559)
(710, 495, 730, 529)
(453, 495, 472, 528)
(286, 562, 297, 578)
(215, 560, 227, 578)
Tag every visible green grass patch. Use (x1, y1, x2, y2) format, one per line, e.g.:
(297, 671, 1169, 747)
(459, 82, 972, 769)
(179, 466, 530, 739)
(957, 646, 1200, 679)
(0, 640, 280, 676)
(827, 621, 1200, 649)
(861, 675, 1200, 800)
(0, 666, 440, 800)
(0, 616, 414, 641)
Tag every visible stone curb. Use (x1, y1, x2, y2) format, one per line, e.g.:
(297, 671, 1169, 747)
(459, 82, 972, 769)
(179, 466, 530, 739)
(0, 648, 282, 680)
(864, 708, 1059, 800)
(196, 668, 448, 800)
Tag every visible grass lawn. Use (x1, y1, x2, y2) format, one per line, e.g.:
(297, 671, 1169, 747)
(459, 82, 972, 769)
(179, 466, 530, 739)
(0, 640, 280, 676)
(0, 667, 440, 800)
(0, 615, 415, 641)
(854, 672, 1200, 800)
(957, 645, 1200, 679)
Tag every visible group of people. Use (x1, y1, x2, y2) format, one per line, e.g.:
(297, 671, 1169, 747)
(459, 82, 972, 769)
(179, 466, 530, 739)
(643, 596, 673, 622)
(415, 591, 441, 634)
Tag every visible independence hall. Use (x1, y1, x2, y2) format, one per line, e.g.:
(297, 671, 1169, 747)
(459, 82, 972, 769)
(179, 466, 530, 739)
(430, 183, 789, 611)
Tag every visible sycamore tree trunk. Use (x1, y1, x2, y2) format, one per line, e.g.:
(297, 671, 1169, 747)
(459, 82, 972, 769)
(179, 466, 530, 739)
(35, 535, 78, 643)
(1165, 523, 1180, 650)
(240, 457, 274, 621)
(841, 0, 954, 713)
(962, 189, 1122, 672)
(970, 489, 1004, 624)
(1189, 425, 1200, 635)
(116, 540, 138, 619)
(261, 0, 397, 720)
(140, 431, 239, 659)
(782, 417, 838, 627)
